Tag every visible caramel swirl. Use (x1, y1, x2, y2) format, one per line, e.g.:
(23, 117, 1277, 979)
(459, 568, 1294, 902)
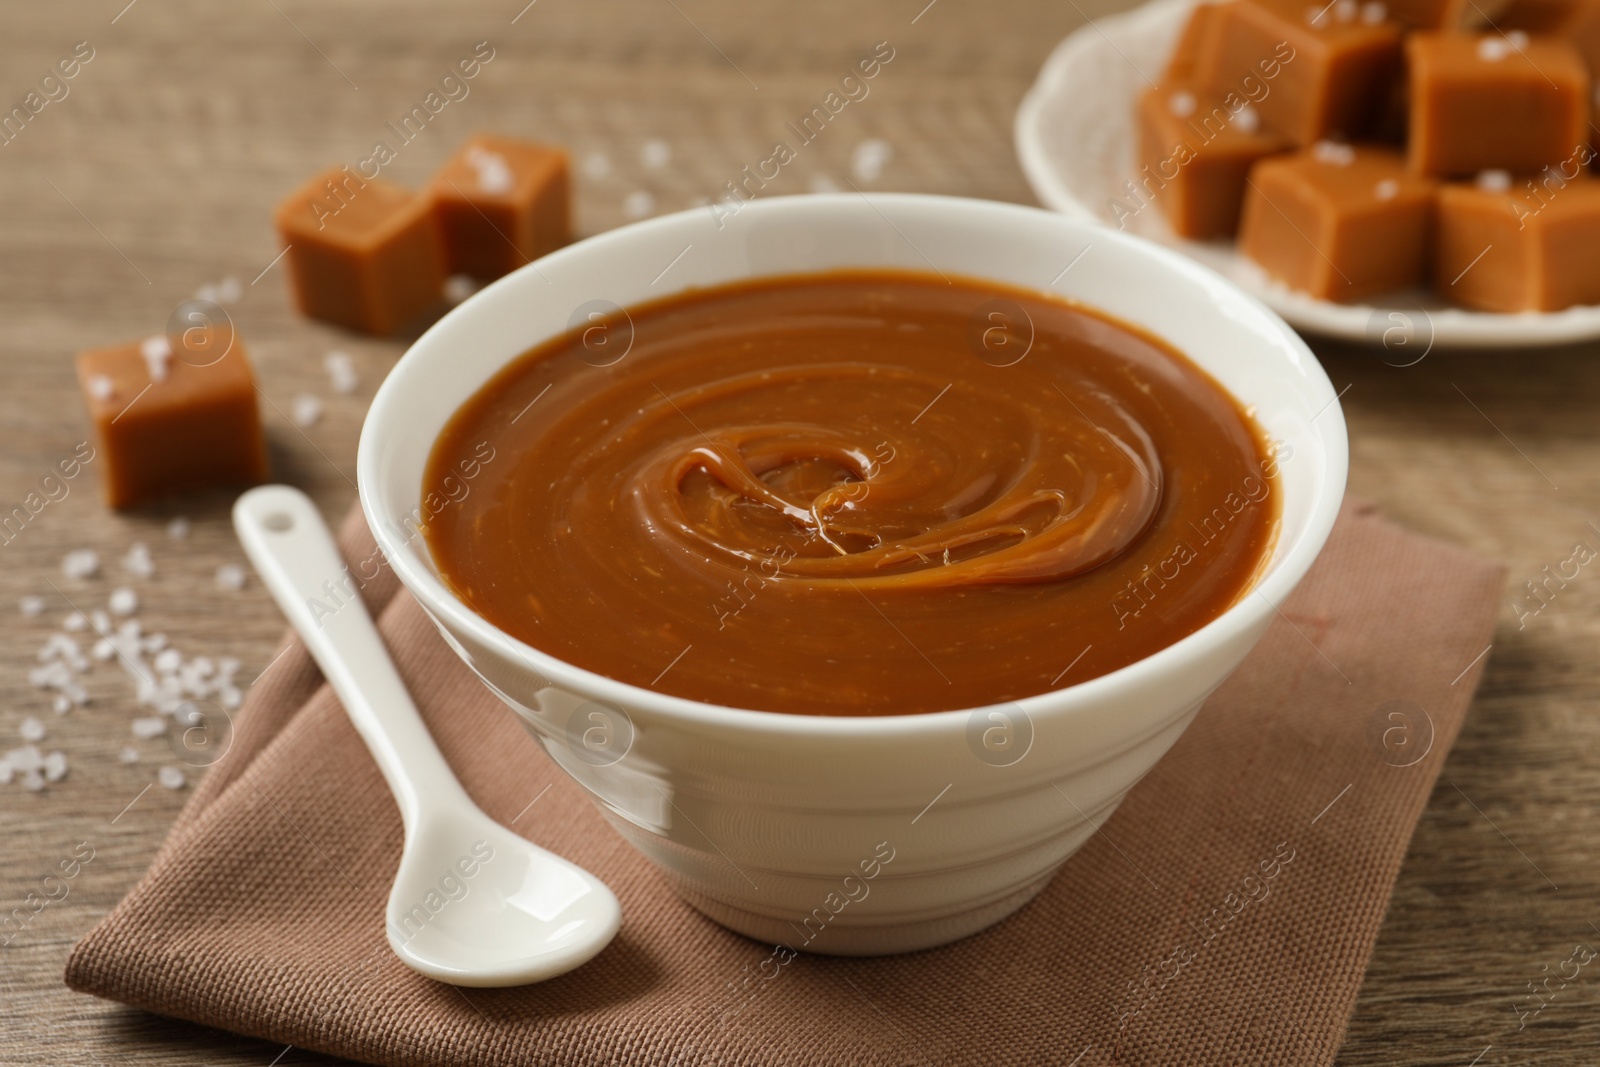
(631, 365, 1162, 589)
(424, 271, 1277, 716)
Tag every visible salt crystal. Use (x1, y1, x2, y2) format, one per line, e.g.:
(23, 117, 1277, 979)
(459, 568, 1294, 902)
(1478, 37, 1511, 61)
(216, 564, 247, 591)
(1477, 169, 1512, 192)
(218, 275, 243, 303)
(158, 765, 187, 790)
(1233, 104, 1261, 133)
(43, 751, 67, 782)
(324, 351, 358, 394)
(139, 335, 172, 382)
(131, 717, 166, 739)
(63, 612, 87, 632)
(623, 190, 656, 219)
(20, 717, 45, 742)
(290, 394, 323, 428)
(1375, 178, 1400, 200)
(444, 274, 480, 305)
(1335, 0, 1358, 20)
(581, 152, 612, 180)
(1506, 29, 1529, 48)
(92, 638, 114, 661)
(63, 549, 100, 579)
(21, 769, 45, 792)
(1360, 0, 1385, 21)
(118, 746, 139, 763)
(9, 744, 43, 773)
(91, 609, 111, 633)
(109, 588, 139, 616)
(851, 138, 893, 183)
(123, 541, 155, 578)
(0, 762, 11, 785)
(808, 174, 840, 194)
(467, 147, 515, 195)
(52, 694, 71, 715)
(88, 375, 115, 402)
(1313, 140, 1356, 165)
(1169, 90, 1197, 117)
(19, 595, 44, 617)
(640, 139, 671, 169)
(167, 517, 191, 540)
(154, 648, 182, 673)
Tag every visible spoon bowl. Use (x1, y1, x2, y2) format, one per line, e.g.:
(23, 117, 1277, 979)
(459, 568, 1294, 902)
(234, 485, 620, 987)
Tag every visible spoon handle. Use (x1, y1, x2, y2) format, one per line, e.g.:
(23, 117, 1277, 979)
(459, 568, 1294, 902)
(234, 485, 470, 832)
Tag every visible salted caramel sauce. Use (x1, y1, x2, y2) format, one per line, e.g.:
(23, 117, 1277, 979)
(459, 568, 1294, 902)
(423, 270, 1279, 716)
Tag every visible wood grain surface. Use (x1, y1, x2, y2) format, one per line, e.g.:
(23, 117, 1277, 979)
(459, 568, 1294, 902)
(1, 1, 1596, 1063)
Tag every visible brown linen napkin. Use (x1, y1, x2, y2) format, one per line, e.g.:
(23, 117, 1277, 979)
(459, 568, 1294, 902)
(67, 500, 1505, 1066)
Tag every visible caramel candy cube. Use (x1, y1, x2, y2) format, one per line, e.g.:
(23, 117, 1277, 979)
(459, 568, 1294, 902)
(1138, 82, 1291, 238)
(275, 167, 446, 335)
(429, 135, 571, 281)
(1238, 143, 1437, 300)
(1164, 3, 1226, 81)
(75, 330, 269, 509)
(1406, 34, 1589, 176)
(1200, 0, 1403, 143)
(1435, 176, 1600, 310)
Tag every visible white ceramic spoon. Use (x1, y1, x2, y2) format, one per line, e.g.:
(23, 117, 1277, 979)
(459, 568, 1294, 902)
(233, 485, 621, 987)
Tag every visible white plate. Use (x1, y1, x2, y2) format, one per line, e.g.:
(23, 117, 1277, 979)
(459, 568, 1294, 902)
(1014, 0, 1600, 349)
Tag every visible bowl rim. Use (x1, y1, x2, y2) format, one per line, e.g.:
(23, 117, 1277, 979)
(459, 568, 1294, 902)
(357, 191, 1349, 738)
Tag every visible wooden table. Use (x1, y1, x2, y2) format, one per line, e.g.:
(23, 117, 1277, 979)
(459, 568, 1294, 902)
(2, 1, 1596, 1063)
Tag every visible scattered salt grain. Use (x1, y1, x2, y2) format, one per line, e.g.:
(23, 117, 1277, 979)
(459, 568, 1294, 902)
(21, 770, 45, 792)
(467, 147, 515, 195)
(52, 694, 71, 715)
(20, 717, 45, 743)
(623, 190, 656, 219)
(62, 549, 100, 579)
(581, 152, 613, 181)
(1360, 0, 1386, 20)
(640, 139, 671, 169)
(444, 274, 480, 305)
(218, 275, 243, 304)
(139, 335, 173, 383)
(1478, 37, 1511, 61)
(1477, 169, 1512, 192)
(154, 648, 182, 673)
(167, 517, 190, 540)
(118, 746, 140, 763)
(109, 588, 139, 616)
(123, 541, 155, 579)
(63, 612, 87, 632)
(324, 351, 359, 394)
(19, 595, 44, 617)
(1233, 104, 1261, 133)
(131, 717, 166, 740)
(1169, 90, 1197, 117)
(1334, 0, 1358, 20)
(92, 638, 114, 661)
(91, 609, 110, 634)
(1375, 178, 1400, 200)
(1507, 29, 1529, 48)
(290, 394, 323, 428)
(851, 138, 893, 183)
(43, 751, 67, 782)
(158, 765, 187, 790)
(88, 375, 115, 402)
(1313, 140, 1356, 165)
(216, 564, 247, 591)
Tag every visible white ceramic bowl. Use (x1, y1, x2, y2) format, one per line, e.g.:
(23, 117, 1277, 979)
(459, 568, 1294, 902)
(358, 193, 1348, 956)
